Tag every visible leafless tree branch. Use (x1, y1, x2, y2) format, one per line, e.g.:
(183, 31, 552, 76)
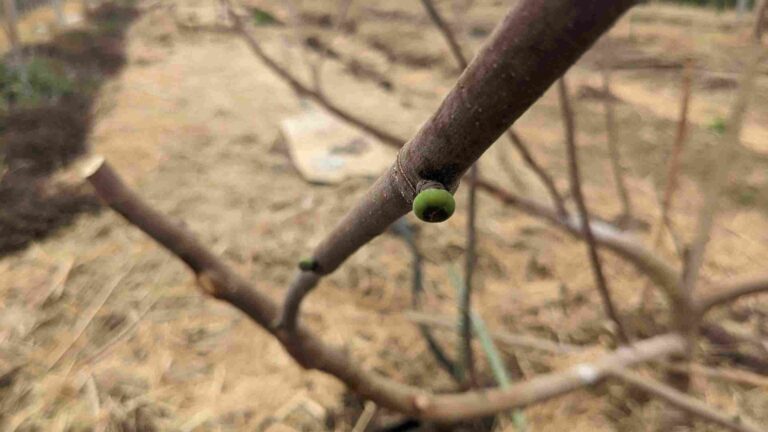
(262, 0, 638, 332)
(601, 69, 634, 223)
(610, 369, 764, 432)
(697, 274, 768, 313)
(558, 77, 631, 344)
(81, 155, 685, 422)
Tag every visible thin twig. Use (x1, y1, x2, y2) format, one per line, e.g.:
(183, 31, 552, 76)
(558, 77, 630, 344)
(420, 0, 468, 69)
(671, 45, 764, 395)
(462, 164, 479, 387)
(682, 48, 763, 299)
(504, 129, 567, 217)
(601, 68, 633, 223)
(661, 362, 768, 388)
(224, 0, 406, 148)
(652, 59, 693, 249)
(642, 59, 693, 310)
(390, 219, 460, 381)
(421, 0, 565, 217)
(697, 273, 768, 313)
(312, 0, 355, 92)
(610, 369, 764, 432)
(754, 0, 768, 41)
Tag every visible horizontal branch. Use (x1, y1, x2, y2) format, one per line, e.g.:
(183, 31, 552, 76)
(82, 156, 684, 421)
(697, 274, 768, 313)
(610, 369, 764, 432)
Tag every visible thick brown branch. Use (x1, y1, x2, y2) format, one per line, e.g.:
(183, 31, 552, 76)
(422, 0, 565, 216)
(268, 0, 637, 330)
(558, 78, 630, 344)
(610, 369, 764, 432)
(83, 156, 684, 421)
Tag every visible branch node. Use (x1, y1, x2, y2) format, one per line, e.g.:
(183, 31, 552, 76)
(196, 272, 222, 298)
(413, 181, 456, 223)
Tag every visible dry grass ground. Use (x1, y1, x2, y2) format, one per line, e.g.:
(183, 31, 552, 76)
(1, 0, 767, 430)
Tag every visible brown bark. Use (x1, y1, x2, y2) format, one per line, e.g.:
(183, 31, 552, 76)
(558, 78, 631, 344)
(273, 0, 638, 330)
(82, 156, 685, 421)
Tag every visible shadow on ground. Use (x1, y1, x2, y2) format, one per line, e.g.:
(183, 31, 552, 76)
(0, 3, 140, 256)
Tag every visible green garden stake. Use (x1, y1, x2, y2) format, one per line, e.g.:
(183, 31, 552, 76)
(413, 187, 455, 223)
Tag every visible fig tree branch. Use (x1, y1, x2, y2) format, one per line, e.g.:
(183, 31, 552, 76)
(269, 0, 638, 331)
(82, 155, 685, 421)
(601, 69, 634, 223)
(697, 274, 768, 313)
(422, 0, 566, 216)
(610, 369, 764, 432)
(558, 77, 631, 344)
(475, 180, 681, 301)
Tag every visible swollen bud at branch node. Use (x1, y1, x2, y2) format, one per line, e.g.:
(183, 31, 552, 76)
(413, 187, 455, 223)
(298, 257, 319, 272)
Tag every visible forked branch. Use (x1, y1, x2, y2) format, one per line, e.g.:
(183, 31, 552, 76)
(422, 0, 566, 216)
(82, 155, 686, 421)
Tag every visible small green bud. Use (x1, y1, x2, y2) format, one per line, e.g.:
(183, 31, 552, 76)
(412, 188, 455, 223)
(298, 258, 318, 272)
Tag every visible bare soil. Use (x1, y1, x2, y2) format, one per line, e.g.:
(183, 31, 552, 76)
(1, 1, 767, 431)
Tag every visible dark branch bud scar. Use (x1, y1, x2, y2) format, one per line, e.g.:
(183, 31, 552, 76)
(413, 187, 455, 223)
(298, 257, 319, 272)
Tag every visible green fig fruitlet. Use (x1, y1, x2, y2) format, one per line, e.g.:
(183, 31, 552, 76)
(412, 188, 456, 223)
